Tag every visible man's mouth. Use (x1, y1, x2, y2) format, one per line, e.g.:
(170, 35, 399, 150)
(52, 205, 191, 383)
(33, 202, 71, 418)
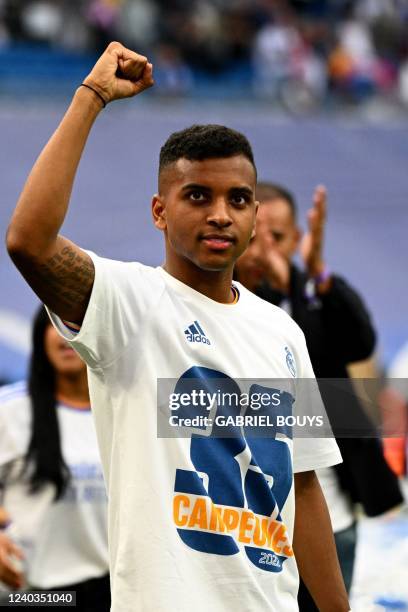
(200, 234, 235, 251)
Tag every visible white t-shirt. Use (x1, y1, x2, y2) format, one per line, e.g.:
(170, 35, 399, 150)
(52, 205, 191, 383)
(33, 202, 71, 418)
(316, 468, 354, 533)
(0, 382, 108, 589)
(48, 253, 342, 612)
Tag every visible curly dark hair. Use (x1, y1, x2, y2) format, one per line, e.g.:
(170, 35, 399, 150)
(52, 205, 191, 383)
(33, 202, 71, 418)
(159, 124, 256, 176)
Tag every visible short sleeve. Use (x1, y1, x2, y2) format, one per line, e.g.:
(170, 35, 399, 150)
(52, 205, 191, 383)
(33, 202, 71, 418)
(290, 326, 342, 474)
(46, 252, 165, 369)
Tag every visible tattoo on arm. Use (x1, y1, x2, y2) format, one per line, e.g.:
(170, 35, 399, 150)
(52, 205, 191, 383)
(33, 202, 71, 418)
(38, 246, 94, 310)
(9, 241, 96, 324)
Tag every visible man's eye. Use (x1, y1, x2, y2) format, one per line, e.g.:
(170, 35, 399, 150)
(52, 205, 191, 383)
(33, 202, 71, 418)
(189, 191, 206, 201)
(272, 232, 284, 242)
(232, 195, 248, 206)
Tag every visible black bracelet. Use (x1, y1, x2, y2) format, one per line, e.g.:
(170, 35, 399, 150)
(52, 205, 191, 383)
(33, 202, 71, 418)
(79, 83, 107, 108)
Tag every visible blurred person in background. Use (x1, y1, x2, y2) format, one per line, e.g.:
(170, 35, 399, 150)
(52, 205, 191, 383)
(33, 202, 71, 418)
(0, 306, 109, 611)
(1, 0, 408, 108)
(328, 0, 400, 103)
(253, 4, 327, 109)
(235, 181, 403, 610)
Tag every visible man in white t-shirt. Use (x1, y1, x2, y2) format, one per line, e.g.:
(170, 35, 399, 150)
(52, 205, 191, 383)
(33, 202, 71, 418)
(6, 42, 349, 611)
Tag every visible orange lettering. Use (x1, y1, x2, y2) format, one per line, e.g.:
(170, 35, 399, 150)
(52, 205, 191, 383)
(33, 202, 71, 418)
(264, 518, 279, 549)
(222, 508, 240, 531)
(271, 524, 287, 554)
(173, 495, 190, 527)
(253, 516, 268, 547)
(282, 544, 294, 557)
(188, 498, 208, 529)
(209, 505, 226, 533)
(239, 511, 254, 544)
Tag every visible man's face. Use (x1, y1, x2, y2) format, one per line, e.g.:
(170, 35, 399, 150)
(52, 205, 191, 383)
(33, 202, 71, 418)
(152, 155, 257, 273)
(235, 197, 300, 288)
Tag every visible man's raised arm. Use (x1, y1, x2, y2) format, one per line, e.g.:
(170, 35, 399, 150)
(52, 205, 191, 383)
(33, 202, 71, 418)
(6, 42, 153, 324)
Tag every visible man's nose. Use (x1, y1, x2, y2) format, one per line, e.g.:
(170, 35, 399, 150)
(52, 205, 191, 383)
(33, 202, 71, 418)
(207, 198, 233, 227)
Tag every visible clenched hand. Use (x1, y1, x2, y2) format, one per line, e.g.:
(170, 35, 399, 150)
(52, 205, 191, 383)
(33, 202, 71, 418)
(83, 41, 154, 104)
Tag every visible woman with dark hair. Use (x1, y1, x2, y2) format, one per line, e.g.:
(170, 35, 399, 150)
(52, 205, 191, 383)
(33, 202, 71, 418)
(0, 306, 109, 610)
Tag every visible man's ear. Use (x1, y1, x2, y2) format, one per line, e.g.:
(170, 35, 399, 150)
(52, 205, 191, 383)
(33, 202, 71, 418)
(152, 194, 167, 230)
(250, 200, 260, 239)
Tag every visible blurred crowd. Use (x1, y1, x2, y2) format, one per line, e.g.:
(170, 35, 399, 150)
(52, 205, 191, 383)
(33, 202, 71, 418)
(1, 0, 408, 108)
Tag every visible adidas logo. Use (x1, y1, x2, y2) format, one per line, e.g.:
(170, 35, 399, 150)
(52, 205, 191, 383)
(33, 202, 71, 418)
(184, 320, 211, 345)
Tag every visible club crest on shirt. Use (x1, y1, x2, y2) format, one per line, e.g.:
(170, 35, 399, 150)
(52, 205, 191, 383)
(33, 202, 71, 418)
(285, 347, 296, 377)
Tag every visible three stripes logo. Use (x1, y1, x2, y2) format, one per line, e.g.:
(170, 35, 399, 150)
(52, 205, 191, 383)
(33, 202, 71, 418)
(184, 321, 211, 345)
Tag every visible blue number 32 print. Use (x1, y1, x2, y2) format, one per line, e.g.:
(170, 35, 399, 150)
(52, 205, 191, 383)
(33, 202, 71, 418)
(173, 367, 295, 572)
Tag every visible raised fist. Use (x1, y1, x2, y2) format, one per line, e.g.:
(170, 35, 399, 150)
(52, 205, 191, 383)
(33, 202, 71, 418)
(83, 41, 154, 105)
